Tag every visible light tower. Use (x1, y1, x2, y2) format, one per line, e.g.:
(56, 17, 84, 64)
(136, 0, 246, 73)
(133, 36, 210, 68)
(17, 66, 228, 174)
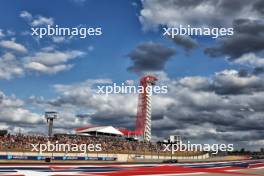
(45, 112, 58, 137)
(135, 75, 158, 142)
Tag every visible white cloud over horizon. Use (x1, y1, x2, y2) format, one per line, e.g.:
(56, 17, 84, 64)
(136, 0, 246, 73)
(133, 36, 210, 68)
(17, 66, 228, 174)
(20, 10, 54, 26)
(0, 40, 28, 53)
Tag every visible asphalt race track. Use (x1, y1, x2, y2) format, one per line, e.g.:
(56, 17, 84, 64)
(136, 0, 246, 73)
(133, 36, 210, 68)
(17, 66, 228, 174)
(0, 160, 263, 176)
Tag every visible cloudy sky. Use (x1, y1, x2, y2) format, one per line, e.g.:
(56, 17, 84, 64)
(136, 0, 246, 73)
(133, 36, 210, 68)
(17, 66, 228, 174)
(0, 0, 263, 150)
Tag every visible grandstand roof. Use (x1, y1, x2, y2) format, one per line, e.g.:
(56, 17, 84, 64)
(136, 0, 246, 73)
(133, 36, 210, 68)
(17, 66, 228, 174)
(75, 126, 124, 136)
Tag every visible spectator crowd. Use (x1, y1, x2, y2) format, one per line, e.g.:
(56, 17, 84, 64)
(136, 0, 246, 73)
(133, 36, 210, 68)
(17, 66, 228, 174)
(0, 133, 164, 154)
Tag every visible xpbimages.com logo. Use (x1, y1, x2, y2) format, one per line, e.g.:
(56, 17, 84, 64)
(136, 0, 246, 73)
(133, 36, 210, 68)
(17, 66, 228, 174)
(163, 141, 234, 154)
(31, 141, 102, 154)
(163, 25, 234, 39)
(96, 83, 168, 96)
(31, 25, 102, 38)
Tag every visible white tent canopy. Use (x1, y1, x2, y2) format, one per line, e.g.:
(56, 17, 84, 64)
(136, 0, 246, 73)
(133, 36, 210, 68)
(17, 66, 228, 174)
(76, 126, 123, 136)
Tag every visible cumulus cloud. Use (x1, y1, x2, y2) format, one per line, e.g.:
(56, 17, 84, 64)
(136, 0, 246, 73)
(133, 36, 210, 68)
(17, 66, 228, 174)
(31, 16, 54, 26)
(25, 50, 84, 65)
(205, 19, 264, 59)
(24, 49, 85, 74)
(0, 47, 85, 79)
(28, 79, 137, 132)
(171, 35, 198, 51)
(0, 91, 44, 133)
(0, 40, 28, 53)
(0, 53, 24, 79)
(20, 11, 33, 21)
(212, 69, 264, 94)
(203, 19, 264, 75)
(139, 0, 262, 30)
(153, 73, 264, 150)
(234, 53, 264, 67)
(139, 0, 264, 69)
(127, 42, 175, 73)
(20, 10, 54, 26)
(25, 62, 73, 74)
(253, 0, 264, 15)
(0, 29, 5, 38)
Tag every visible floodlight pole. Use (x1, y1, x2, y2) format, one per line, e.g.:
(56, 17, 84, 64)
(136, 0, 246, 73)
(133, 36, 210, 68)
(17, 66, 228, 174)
(45, 112, 58, 137)
(48, 118, 54, 137)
